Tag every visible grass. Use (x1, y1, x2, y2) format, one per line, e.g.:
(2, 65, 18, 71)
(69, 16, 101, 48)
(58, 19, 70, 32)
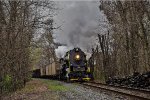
(18, 78, 69, 92)
(3, 79, 61, 100)
(41, 79, 69, 91)
(18, 79, 43, 93)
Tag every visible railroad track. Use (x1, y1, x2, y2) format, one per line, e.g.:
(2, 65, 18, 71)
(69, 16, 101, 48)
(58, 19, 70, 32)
(82, 81, 150, 100)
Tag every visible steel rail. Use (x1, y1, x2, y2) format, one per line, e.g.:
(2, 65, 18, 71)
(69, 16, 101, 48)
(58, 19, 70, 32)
(90, 81, 150, 93)
(82, 82, 150, 100)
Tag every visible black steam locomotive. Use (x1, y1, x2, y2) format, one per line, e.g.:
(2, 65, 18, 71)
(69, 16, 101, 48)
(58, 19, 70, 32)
(59, 48, 93, 82)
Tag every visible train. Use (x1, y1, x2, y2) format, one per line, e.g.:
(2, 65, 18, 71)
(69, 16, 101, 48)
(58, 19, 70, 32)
(32, 61, 60, 79)
(32, 47, 94, 82)
(40, 61, 60, 79)
(59, 48, 93, 82)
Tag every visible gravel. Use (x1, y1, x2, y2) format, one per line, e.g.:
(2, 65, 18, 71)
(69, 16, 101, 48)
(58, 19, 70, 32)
(57, 82, 128, 100)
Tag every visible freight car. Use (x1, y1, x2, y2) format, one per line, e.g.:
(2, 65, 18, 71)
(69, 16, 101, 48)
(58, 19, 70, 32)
(32, 69, 41, 78)
(59, 48, 93, 82)
(40, 61, 60, 79)
(32, 62, 60, 79)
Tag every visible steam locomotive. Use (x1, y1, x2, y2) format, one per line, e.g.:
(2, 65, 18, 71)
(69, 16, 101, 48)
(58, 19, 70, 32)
(59, 48, 93, 82)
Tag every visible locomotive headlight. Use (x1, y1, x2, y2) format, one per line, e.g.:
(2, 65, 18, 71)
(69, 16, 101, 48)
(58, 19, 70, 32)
(75, 54, 80, 60)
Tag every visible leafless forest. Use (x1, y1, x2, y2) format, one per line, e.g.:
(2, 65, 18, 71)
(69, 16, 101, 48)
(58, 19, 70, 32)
(93, 1, 150, 82)
(0, 0, 56, 98)
(0, 0, 150, 98)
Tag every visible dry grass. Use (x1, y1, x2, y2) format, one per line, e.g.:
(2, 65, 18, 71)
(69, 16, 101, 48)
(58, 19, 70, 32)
(2, 79, 60, 100)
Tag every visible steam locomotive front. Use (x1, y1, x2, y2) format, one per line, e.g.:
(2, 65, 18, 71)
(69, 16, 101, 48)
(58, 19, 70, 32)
(68, 48, 90, 81)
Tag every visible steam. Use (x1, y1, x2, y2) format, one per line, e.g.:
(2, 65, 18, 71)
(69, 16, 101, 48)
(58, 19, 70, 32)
(53, 1, 107, 58)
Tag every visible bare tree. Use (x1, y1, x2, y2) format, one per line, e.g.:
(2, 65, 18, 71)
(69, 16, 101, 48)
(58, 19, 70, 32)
(0, 0, 56, 98)
(97, 0, 150, 81)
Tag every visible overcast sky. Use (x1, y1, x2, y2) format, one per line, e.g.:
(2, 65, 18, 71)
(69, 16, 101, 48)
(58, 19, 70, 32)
(53, 1, 108, 58)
